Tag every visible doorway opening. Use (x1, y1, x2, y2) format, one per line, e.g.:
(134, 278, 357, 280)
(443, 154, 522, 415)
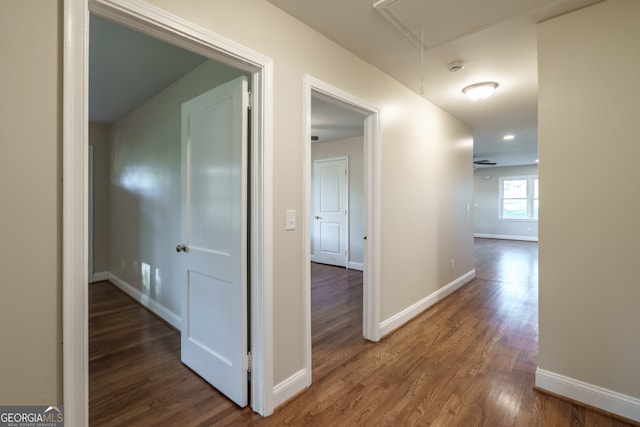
(309, 97, 365, 383)
(88, 11, 253, 415)
(63, 0, 275, 422)
(302, 76, 382, 386)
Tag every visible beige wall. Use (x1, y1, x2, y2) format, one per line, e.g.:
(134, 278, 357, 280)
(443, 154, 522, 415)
(0, 0, 61, 404)
(538, 0, 640, 399)
(1, 0, 474, 404)
(138, 0, 473, 384)
(311, 136, 365, 266)
(142, 0, 473, 382)
(89, 122, 111, 275)
(473, 165, 539, 240)
(109, 60, 246, 318)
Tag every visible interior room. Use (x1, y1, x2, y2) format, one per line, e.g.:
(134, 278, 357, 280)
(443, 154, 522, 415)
(2, 0, 639, 425)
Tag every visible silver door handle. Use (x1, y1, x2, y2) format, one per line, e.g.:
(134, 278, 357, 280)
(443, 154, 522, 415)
(314, 216, 322, 219)
(176, 244, 188, 253)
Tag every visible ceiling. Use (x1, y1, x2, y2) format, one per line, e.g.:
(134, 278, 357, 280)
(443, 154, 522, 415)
(90, 14, 207, 123)
(311, 96, 366, 143)
(268, 0, 602, 167)
(90, 14, 361, 143)
(90, 1, 602, 166)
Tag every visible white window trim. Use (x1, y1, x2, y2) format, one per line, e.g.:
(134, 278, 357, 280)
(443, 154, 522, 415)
(498, 175, 539, 221)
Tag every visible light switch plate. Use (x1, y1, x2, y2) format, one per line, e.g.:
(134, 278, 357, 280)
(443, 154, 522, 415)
(286, 209, 296, 230)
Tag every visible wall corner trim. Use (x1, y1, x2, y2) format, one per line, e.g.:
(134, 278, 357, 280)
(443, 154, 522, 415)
(474, 233, 538, 242)
(272, 369, 310, 410)
(535, 368, 640, 423)
(348, 262, 364, 271)
(379, 270, 476, 337)
(91, 271, 109, 283)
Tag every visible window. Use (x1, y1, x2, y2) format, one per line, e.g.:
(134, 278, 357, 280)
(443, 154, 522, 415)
(499, 176, 538, 220)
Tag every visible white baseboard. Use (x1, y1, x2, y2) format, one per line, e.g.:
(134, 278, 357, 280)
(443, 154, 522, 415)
(91, 271, 109, 283)
(272, 368, 310, 409)
(536, 368, 640, 423)
(475, 233, 538, 242)
(108, 272, 181, 330)
(348, 261, 364, 271)
(310, 255, 347, 268)
(380, 270, 476, 337)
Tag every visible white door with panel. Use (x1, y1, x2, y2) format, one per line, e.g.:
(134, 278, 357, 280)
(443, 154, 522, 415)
(179, 76, 248, 407)
(311, 157, 348, 267)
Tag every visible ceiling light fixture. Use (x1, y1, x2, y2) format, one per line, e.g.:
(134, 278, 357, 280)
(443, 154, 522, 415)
(448, 61, 464, 73)
(503, 134, 514, 140)
(462, 82, 499, 100)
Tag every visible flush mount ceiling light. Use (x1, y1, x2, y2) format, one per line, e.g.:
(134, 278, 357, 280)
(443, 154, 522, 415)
(462, 82, 499, 100)
(503, 134, 514, 140)
(448, 61, 464, 73)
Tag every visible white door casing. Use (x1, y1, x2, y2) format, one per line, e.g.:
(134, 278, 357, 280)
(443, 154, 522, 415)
(65, 0, 275, 422)
(300, 77, 382, 401)
(180, 76, 248, 407)
(88, 145, 94, 282)
(311, 157, 348, 267)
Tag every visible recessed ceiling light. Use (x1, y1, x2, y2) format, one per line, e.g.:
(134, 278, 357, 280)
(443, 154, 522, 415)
(462, 82, 499, 100)
(535, 159, 539, 163)
(503, 134, 514, 140)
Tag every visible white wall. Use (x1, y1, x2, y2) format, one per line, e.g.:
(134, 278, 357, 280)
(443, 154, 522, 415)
(311, 136, 364, 268)
(538, 0, 640, 419)
(473, 165, 538, 241)
(89, 122, 111, 275)
(108, 59, 247, 322)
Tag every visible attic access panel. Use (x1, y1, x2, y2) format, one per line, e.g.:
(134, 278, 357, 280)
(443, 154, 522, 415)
(375, 0, 589, 49)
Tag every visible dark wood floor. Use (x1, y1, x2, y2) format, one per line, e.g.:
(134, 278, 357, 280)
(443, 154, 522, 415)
(89, 238, 634, 426)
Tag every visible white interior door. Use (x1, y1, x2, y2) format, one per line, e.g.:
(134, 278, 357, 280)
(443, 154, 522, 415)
(179, 76, 248, 407)
(311, 157, 348, 267)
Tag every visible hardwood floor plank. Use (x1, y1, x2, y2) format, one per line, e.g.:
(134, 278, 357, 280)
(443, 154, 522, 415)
(89, 240, 636, 426)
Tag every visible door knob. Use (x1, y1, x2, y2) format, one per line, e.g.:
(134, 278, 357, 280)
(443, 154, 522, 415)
(176, 244, 187, 253)
(314, 216, 322, 219)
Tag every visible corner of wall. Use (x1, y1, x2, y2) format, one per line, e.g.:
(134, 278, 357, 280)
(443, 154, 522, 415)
(272, 368, 310, 409)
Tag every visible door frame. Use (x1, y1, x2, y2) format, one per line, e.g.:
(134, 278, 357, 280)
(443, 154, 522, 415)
(88, 144, 94, 283)
(63, 0, 275, 424)
(302, 76, 381, 382)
